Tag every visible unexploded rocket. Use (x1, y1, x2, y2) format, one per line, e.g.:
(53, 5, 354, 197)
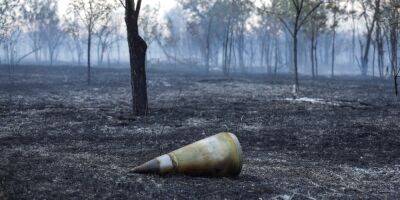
(131, 132, 243, 177)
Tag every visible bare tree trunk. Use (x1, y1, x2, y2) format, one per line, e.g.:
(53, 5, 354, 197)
(390, 9, 398, 96)
(107, 50, 111, 68)
(376, 3, 384, 79)
(377, 32, 384, 78)
(361, 0, 379, 77)
(49, 49, 54, 66)
(260, 34, 265, 67)
(223, 20, 231, 76)
(125, 0, 148, 115)
(361, 35, 372, 76)
(205, 18, 212, 74)
(76, 41, 82, 65)
(351, 0, 356, 64)
(100, 44, 106, 66)
(293, 30, 299, 94)
(228, 28, 234, 74)
(249, 38, 255, 68)
(315, 41, 319, 77)
(223, 30, 228, 75)
(266, 39, 271, 74)
(87, 30, 92, 85)
(331, 28, 336, 78)
(117, 40, 121, 65)
(310, 32, 315, 78)
(274, 37, 280, 76)
(372, 43, 376, 77)
(97, 40, 101, 66)
(238, 21, 245, 72)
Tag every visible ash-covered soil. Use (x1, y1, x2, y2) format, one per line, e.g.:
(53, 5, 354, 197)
(0, 65, 399, 199)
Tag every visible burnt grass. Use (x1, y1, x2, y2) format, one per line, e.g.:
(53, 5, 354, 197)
(0, 65, 400, 199)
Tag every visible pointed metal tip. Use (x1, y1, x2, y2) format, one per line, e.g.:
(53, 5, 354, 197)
(130, 166, 142, 174)
(129, 158, 160, 174)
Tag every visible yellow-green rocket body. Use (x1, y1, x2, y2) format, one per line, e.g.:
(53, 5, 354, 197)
(131, 132, 243, 177)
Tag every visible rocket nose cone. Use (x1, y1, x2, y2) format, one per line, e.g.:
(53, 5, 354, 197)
(130, 159, 160, 174)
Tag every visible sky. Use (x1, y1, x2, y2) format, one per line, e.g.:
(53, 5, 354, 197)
(58, 0, 177, 16)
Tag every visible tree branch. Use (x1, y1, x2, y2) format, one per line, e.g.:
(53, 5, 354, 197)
(134, 0, 142, 19)
(16, 48, 41, 64)
(118, 0, 126, 9)
(298, 1, 323, 28)
(278, 17, 294, 37)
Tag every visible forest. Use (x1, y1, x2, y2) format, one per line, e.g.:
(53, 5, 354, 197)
(1, 0, 400, 199)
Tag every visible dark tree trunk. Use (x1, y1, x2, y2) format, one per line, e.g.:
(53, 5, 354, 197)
(76, 42, 82, 65)
(361, 34, 373, 76)
(87, 31, 92, 85)
(372, 43, 376, 77)
(205, 18, 212, 74)
(293, 30, 299, 94)
(390, 9, 398, 96)
(361, 0, 379, 76)
(310, 32, 315, 78)
(223, 20, 232, 76)
(331, 28, 336, 78)
(274, 37, 280, 76)
(125, 0, 148, 116)
(315, 42, 319, 77)
(260, 34, 266, 67)
(117, 41, 121, 65)
(376, 4, 384, 78)
(238, 22, 245, 72)
(266, 39, 271, 74)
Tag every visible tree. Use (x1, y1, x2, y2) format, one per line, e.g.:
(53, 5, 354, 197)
(22, 0, 46, 63)
(383, 0, 400, 95)
(120, 0, 148, 116)
(0, 0, 20, 64)
(95, 14, 114, 66)
(40, 0, 64, 65)
(357, 0, 380, 76)
(1, 1, 39, 82)
(65, 14, 84, 65)
(223, 0, 254, 72)
(139, 5, 160, 67)
(180, 0, 219, 73)
(372, 0, 385, 78)
(304, 3, 327, 78)
(0, 1, 35, 66)
(212, 0, 242, 75)
(257, 0, 283, 75)
(154, 8, 189, 65)
(69, 0, 115, 84)
(327, 1, 346, 78)
(272, 0, 324, 94)
(159, 16, 181, 64)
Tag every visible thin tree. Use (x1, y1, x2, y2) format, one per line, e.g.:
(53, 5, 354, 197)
(304, 4, 327, 78)
(327, 2, 346, 78)
(119, 0, 148, 115)
(65, 14, 84, 65)
(386, 0, 399, 95)
(95, 15, 114, 66)
(69, 0, 114, 84)
(22, 0, 46, 63)
(273, 0, 323, 94)
(138, 5, 160, 68)
(357, 0, 380, 76)
(0, 0, 19, 63)
(41, 0, 63, 65)
(374, 0, 384, 78)
(180, 0, 216, 72)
